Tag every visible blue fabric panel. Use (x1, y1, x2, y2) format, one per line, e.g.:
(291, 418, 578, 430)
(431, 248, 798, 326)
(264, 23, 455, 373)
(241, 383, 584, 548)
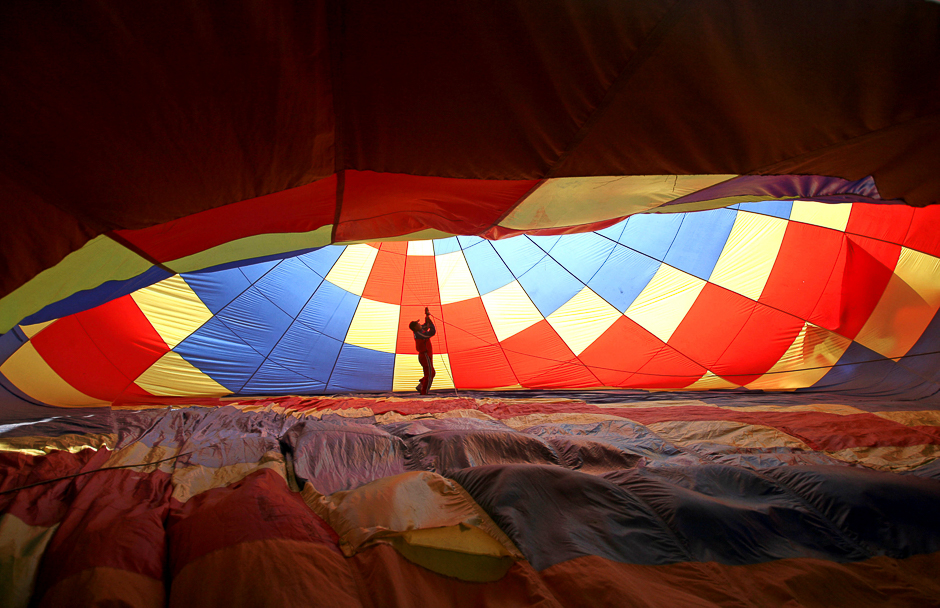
(237, 259, 280, 284)
(182, 267, 252, 315)
(215, 287, 295, 358)
(298, 246, 345, 278)
(588, 244, 661, 313)
(595, 219, 627, 242)
(456, 235, 484, 249)
(433, 237, 461, 255)
(240, 358, 327, 395)
(268, 321, 345, 384)
(295, 281, 360, 342)
(804, 342, 920, 397)
(19, 266, 172, 326)
(738, 200, 793, 220)
(0, 328, 26, 364)
(490, 237, 547, 278)
(899, 309, 940, 386)
(326, 344, 394, 392)
(527, 234, 562, 252)
(517, 257, 582, 317)
(450, 464, 689, 570)
(618, 212, 683, 261)
(175, 317, 267, 392)
(663, 208, 737, 281)
(546, 232, 616, 284)
(463, 242, 515, 295)
(252, 257, 324, 319)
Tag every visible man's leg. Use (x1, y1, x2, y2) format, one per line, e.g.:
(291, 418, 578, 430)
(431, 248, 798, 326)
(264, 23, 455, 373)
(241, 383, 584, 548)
(418, 352, 432, 394)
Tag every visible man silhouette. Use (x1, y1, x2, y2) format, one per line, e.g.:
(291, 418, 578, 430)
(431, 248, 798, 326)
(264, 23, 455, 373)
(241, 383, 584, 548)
(408, 307, 436, 394)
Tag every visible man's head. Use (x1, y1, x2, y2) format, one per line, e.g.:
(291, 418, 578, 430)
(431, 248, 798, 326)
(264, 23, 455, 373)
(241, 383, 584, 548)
(409, 320, 420, 332)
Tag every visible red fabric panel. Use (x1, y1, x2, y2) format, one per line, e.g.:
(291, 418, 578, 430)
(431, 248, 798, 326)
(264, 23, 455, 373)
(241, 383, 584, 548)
(904, 204, 940, 258)
(712, 304, 804, 385)
(667, 283, 755, 374)
(628, 345, 706, 389)
(361, 248, 405, 305)
(580, 316, 666, 386)
(116, 176, 337, 263)
(846, 203, 914, 244)
(378, 241, 408, 254)
(760, 222, 845, 321)
(31, 296, 167, 400)
(400, 255, 440, 306)
(34, 467, 172, 599)
(396, 304, 445, 355)
(167, 469, 340, 579)
(335, 171, 539, 242)
(449, 344, 519, 389)
(0, 448, 109, 527)
(441, 298, 499, 351)
(542, 553, 940, 608)
(809, 235, 901, 339)
(499, 321, 600, 388)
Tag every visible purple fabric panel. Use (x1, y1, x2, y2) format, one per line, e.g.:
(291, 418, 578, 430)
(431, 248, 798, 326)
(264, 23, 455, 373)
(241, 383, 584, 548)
(663, 174, 887, 207)
(283, 419, 408, 494)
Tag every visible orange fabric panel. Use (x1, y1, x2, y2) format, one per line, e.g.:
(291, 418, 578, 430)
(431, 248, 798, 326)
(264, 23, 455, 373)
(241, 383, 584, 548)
(448, 344, 519, 389)
(335, 171, 539, 242)
(38, 567, 165, 608)
(579, 315, 665, 386)
(760, 221, 845, 320)
(441, 297, 500, 351)
(904, 204, 940, 258)
(362, 248, 406, 304)
(711, 304, 804, 386)
(541, 553, 940, 608)
(401, 255, 441, 306)
(396, 304, 446, 355)
(170, 539, 361, 608)
(500, 321, 600, 388)
(667, 283, 755, 373)
(846, 202, 913, 244)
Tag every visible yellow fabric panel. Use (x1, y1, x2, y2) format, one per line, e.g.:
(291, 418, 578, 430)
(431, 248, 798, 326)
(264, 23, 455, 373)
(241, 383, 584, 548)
(0, 342, 103, 407)
(746, 323, 852, 390)
(406, 240, 435, 256)
(436, 251, 479, 305)
(392, 353, 455, 392)
(133, 350, 231, 397)
(722, 403, 867, 416)
(499, 175, 736, 230)
(625, 263, 705, 343)
(684, 371, 740, 390)
(386, 525, 517, 582)
(646, 420, 811, 450)
(501, 412, 629, 429)
(303, 470, 521, 560)
(336, 228, 453, 246)
(172, 453, 286, 503)
(0, 235, 152, 334)
(344, 297, 400, 353)
(0, 433, 115, 456)
(165, 225, 333, 273)
(131, 275, 212, 349)
(874, 410, 940, 427)
(18, 320, 55, 338)
(0, 515, 59, 608)
(789, 200, 852, 232)
(855, 247, 940, 359)
(827, 444, 940, 472)
(480, 280, 544, 342)
(709, 211, 788, 301)
(324, 244, 379, 296)
(546, 286, 622, 356)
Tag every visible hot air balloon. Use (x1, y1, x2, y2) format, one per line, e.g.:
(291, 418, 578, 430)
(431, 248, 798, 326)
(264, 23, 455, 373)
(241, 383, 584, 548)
(1, 1, 940, 606)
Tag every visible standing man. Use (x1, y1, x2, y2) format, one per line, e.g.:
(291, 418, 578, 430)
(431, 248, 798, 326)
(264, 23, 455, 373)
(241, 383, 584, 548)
(409, 307, 436, 394)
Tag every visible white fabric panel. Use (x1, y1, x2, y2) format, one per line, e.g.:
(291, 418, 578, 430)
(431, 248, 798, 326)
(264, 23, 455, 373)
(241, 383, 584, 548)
(709, 211, 788, 301)
(746, 322, 851, 390)
(546, 286, 621, 356)
(325, 244, 379, 296)
(625, 264, 705, 343)
(131, 275, 213, 349)
(789, 201, 852, 232)
(392, 353, 455, 391)
(406, 240, 435, 256)
(436, 251, 480, 305)
(344, 297, 400, 353)
(855, 247, 940, 359)
(134, 350, 231, 397)
(481, 280, 544, 342)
